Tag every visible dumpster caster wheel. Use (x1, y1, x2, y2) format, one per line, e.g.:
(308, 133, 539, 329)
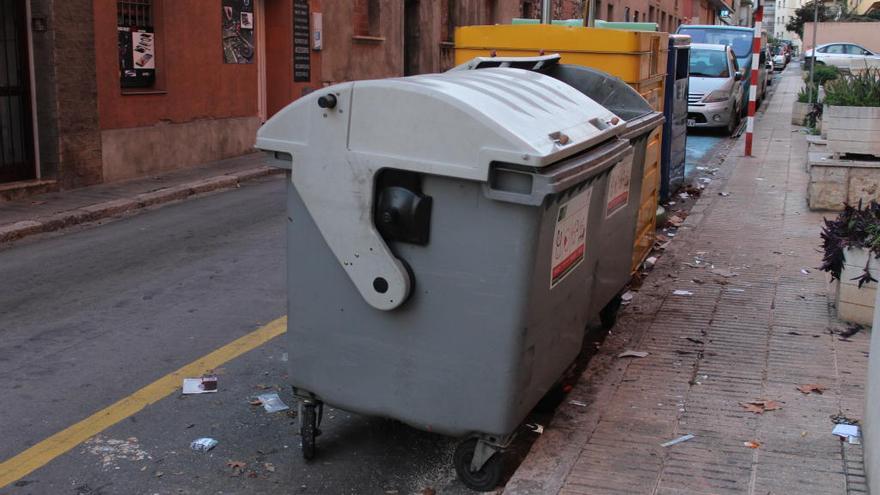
(453, 438, 503, 492)
(301, 402, 318, 461)
(599, 295, 623, 329)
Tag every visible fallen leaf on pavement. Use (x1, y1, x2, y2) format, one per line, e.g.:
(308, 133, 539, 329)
(740, 400, 783, 414)
(743, 440, 761, 449)
(249, 399, 263, 406)
(797, 384, 827, 395)
(227, 460, 247, 476)
(265, 462, 276, 473)
(421, 489, 436, 495)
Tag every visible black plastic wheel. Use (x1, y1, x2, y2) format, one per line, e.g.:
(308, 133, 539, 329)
(301, 403, 317, 461)
(599, 295, 623, 330)
(726, 108, 740, 136)
(453, 438, 503, 492)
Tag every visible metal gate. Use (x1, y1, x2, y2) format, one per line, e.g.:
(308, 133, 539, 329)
(0, 0, 35, 183)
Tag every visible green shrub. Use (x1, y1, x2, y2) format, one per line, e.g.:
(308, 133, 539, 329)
(824, 68, 880, 107)
(805, 64, 841, 86)
(797, 84, 817, 103)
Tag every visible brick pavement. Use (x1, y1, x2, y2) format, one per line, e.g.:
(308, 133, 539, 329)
(506, 66, 870, 495)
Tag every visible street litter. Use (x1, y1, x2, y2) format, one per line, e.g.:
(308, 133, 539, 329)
(743, 440, 761, 449)
(227, 460, 247, 476)
(740, 400, 783, 414)
(719, 192, 730, 197)
(698, 177, 711, 183)
(190, 438, 218, 452)
(618, 350, 649, 358)
(830, 414, 860, 425)
(645, 256, 658, 269)
(525, 423, 544, 434)
(182, 376, 218, 394)
(256, 392, 290, 413)
(756, 177, 765, 181)
(832, 424, 861, 444)
(678, 192, 689, 200)
(673, 290, 693, 296)
(569, 400, 588, 407)
(727, 288, 745, 293)
(797, 384, 827, 395)
(710, 268, 738, 278)
(660, 434, 694, 447)
(621, 291, 634, 305)
(801, 268, 810, 275)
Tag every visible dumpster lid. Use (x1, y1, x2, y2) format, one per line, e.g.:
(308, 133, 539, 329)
(669, 34, 691, 48)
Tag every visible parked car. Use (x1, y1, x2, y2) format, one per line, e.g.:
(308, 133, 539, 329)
(765, 47, 774, 84)
(677, 25, 768, 112)
(805, 43, 880, 72)
(686, 43, 744, 135)
(772, 46, 787, 70)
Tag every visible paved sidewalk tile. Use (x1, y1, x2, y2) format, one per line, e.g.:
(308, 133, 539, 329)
(506, 67, 869, 495)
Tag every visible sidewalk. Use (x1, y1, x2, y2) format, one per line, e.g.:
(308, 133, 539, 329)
(0, 152, 282, 244)
(506, 67, 870, 494)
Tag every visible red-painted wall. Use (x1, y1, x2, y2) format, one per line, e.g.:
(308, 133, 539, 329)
(93, 0, 259, 130)
(265, 0, 322, 117)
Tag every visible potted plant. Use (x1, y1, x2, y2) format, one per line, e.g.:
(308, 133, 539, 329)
(823, 68, 880, 157)
(792, 84, 815, 125)
(820, 201, 880, 324)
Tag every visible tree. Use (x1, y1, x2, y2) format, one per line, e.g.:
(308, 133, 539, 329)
(785, 0, 830, 39)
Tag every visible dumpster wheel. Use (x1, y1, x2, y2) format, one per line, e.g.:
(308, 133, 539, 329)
(599, 294, 623, 329)
(453, 438, 504, 492)
(300, 401, 321, 461)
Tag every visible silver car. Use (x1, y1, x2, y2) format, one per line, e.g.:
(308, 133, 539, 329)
(687, 43, 744, 135)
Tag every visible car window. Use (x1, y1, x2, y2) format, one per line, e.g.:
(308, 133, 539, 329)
(689, 49, 731, 77)
(845, 44, 869, 55)
(817, 45, 828, 53)
(678, 28, 753, 58)
(825, 44, 845, 54)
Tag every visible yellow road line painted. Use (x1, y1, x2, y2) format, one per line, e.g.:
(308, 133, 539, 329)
(0, 316, 287, 488)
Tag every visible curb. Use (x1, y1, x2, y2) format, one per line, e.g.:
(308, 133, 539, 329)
(0, 166, 284, 245)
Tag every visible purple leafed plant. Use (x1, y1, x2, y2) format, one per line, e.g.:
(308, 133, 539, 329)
(820, 201, 880, 288)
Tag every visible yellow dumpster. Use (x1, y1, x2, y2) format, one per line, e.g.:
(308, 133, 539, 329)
(455, 24, 668, 273)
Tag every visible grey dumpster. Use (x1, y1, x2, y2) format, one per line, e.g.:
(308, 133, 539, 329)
(541, 63, 665, 328)
(256, 68, 634, 491)
(661, 34, 691, 201)
(454, 56, 664, 328)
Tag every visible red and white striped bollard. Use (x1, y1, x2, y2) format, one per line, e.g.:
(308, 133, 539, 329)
(745, 5, 763, 157)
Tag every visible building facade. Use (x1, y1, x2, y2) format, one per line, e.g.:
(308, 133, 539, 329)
(3, 0, 723, 193)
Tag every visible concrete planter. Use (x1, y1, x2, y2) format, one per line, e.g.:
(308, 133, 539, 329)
(835, 247, 880, 325)
(825, 105, 880, 157)
(865, 287, 880, 495)
(792, 102, 810, 125)
(807, 153, 880, 211)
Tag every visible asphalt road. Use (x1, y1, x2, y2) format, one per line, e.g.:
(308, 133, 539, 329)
(0, 123, 732, 494)
(0, 176, 478, 494)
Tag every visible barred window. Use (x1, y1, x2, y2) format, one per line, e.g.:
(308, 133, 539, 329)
(118, 0, 153, 28)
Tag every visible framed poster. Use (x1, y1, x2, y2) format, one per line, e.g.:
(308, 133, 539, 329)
(293, 0, 311, 82)
(119, 26, 156, 88)
(222, 0, 255, 64)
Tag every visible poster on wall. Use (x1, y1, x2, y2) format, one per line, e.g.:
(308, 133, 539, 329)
(118, 26, 156, 88)
(222, 0, 255, 64)
(293, 0, 311, 82)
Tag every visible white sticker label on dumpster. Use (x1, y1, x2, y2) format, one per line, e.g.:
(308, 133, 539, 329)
(606, 159, 632, 218)
(551, 186, 592, 288)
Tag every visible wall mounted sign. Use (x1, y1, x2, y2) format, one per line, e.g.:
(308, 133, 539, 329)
(293, 0, 311, 82)
(119, 26, 156, 88)
(222, 0, 255, 64)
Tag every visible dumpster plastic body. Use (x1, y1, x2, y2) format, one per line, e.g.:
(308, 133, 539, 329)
(454, 24, 668, 274)
(540, 64, 664, 324)
(256, 68, 634, 490)
(660, 35, 690, 201)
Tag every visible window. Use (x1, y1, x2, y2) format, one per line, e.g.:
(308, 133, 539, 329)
(634, 10, 639, 21)
(595, 1, 602, 20)
(624, 7, 630, 21)
(845, 44, 870, 55)
(825, 44, 845, 54)
(445, 0, 456, 42)
(117, 0, 157, 89)
(607, 4, 614, 21)
(649, 6, 655, 22)
(689, 48, 731, 78)
(355, 0, 381, 37)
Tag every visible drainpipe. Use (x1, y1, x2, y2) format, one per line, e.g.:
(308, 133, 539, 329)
(541, 0, 551, 23)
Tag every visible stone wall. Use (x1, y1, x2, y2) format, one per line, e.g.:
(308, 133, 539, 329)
(30, 0, 103, 188)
